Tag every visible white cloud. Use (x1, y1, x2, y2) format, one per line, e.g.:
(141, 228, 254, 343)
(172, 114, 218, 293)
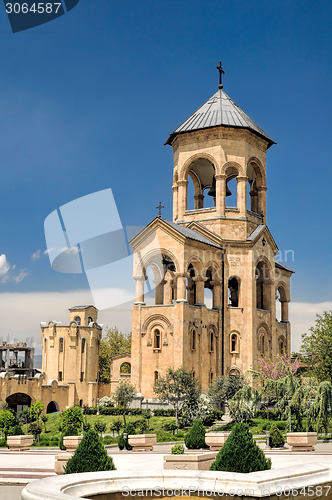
(0, 289, 134, 355)
(13, 270, 30, 283)
(0, 254, 10, 279)
(290, 301, 332, 353)
(31, 250, 41, 261)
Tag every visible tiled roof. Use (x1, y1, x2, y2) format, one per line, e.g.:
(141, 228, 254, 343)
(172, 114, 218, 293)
(166, 89, 275, 146)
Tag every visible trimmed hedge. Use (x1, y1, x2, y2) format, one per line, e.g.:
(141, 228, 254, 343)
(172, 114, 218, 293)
(269, 423, 285, 448)
(153, 409, 175, 417)
(184, 420, 208, 450)
(210, 422, 271, 473)
(65, 430, 116, 474)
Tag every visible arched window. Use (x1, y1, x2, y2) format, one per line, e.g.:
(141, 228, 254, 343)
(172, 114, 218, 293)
(87, 317, 93, 325)
(231, 334, 238, 353)
(59, 338, 64, 353)
(228, 277, 239, 307)
(154, 330, 161, 349)
(210, 331, 214, 352)
(276, 285, 288, 322)
(120, 362, 131, 374)
(280, 341, 284, 355)
(81, 338, 86, 354)
(187, 263, 196, 305)
(186, 159, 216, 211)
(261, 336, 265, 356)
(154, 371, 159, 383)
(256, 261, 271, 311)
(225, 165, 238, 209)
(75, 316, 81, 326)
(191, 330, 196, 351)
(79, 399, 83, 407)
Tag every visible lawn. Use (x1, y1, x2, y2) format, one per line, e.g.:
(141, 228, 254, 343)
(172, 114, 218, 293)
(32, 413, 188, 444)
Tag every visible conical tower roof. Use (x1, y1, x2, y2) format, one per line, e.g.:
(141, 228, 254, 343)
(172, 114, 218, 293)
(165, 88, 275, 147)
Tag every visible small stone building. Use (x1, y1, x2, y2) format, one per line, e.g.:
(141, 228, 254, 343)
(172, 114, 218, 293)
(0, 306, 111, 413)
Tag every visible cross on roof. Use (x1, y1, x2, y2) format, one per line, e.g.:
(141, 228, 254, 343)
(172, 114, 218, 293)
(156, 202, 164, 218)
(216, 60, 225, 89)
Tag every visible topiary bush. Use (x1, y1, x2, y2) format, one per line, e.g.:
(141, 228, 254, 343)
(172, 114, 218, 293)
(269, 423, 285, 448)
(210, 422, 271, 473)
(65, 429, 116, 474)
(117, 422, 135, 450)
(8, 425, 24, 436)
(63, 425, 79, 437)
(184, 419, 208, 450)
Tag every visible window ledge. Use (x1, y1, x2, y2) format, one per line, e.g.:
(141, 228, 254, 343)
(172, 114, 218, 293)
(153, 349, 161, 353)
(184, 207, 216, 215)
(256, 308, 271, 313)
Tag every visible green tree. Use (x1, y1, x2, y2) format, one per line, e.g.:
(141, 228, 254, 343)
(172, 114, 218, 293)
(153, 366, 201, 425)
(61, 406, 84, 431)
(313, 381, 332, 433)
(41, 415, 48, 433)
(0, 410, 15, 438)
(112, 381, 137, 426)
(30, 401, 44, 425)
(301, 311, 332, 382)
(207, 375, 244, 407)
(210, 422, 271, 473)
(94, 422, 106, 439)
(228, 385, 260, 423)
(65, 429, 116, 474)
(99, 327, 131, 383)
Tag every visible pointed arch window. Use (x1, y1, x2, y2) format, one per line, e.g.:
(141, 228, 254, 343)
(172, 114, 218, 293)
(87, 317, 93, 325)
(81, 338, 86, 354)
(59, 338, 64, 353)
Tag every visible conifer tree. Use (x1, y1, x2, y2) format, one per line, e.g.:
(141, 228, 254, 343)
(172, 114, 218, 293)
(210, 422, 271, 473)
(65, 429, 116, 474)
(269, 423, 285, 448)
(184, 419, 208, 449)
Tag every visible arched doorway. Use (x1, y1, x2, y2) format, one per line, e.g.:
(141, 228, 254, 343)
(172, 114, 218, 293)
(46, 401, 59, 414)
(6, 393, 31, 414)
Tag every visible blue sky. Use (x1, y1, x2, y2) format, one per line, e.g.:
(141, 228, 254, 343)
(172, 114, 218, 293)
(0, 0, 332, 350)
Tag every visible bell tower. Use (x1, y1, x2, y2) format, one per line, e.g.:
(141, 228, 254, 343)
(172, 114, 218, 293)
(130, 63, 293, 399)
(167, 61, 274, 240)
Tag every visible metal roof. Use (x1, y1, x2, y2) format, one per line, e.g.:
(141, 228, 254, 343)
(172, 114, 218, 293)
(69, 305, 98, 311)
(275, 261, 295, 274)
(166, 89, 275, 147)
(162, 219, 220, 248)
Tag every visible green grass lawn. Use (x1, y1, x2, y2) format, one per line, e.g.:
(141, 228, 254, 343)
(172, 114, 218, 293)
(32, 413, 188, 444)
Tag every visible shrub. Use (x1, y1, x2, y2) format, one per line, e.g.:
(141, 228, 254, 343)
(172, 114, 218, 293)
(275, 422, 286, 431)
(103, 435, 116, 445)
(269, 423, 285, 448)
(63, 425, 79, 437)
(171, 443, 184, 454)
(84, 407, 98, 415)
(0, 438, 7, 448)
(153, 409, 175, 417)
(117, 422, 135, 450)
(184, 419, 208, 450)
(99, 396, 114, 408)
(212, 410, 224, 421)
(61, 407, 83, 431)
(65, 429, 116, 474)
(8, 425, 24, 436)
(210, 422, 272, 473)
(157, 434, 177, 442)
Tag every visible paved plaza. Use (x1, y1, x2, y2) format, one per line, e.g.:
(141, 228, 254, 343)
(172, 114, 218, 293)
(2, 443, 332, 500)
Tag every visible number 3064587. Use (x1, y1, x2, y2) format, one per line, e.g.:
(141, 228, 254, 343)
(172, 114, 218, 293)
(6, 3, 62, 14)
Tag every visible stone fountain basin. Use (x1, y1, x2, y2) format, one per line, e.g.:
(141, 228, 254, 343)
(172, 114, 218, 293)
(21, 464, 332, 500)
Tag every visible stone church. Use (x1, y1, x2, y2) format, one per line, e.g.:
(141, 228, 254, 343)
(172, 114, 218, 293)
(118, 67, 293, 399)
(0, 68, 293, 412)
